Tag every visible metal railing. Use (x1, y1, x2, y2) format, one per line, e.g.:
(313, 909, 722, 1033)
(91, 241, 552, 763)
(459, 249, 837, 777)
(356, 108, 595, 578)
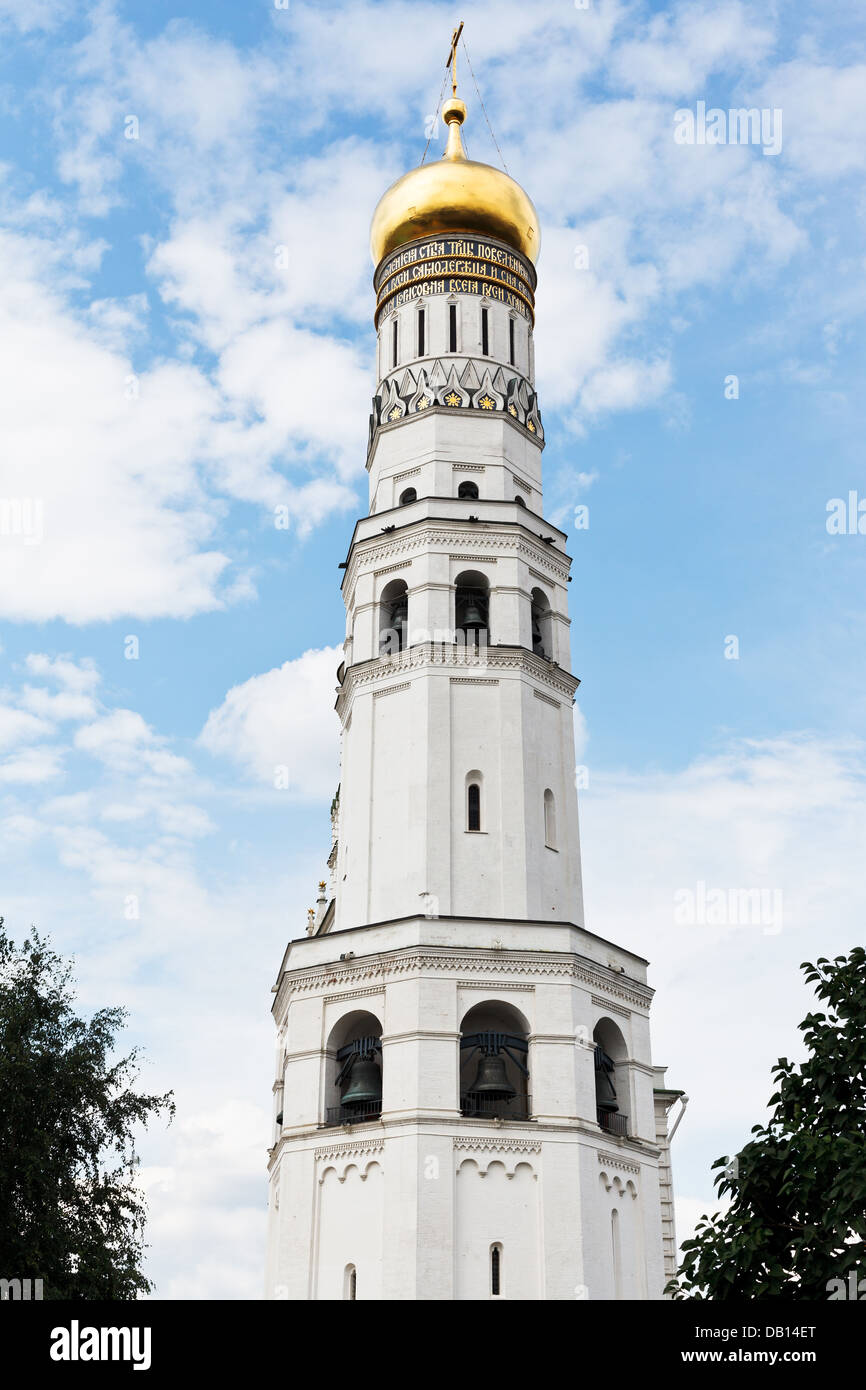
(597, 1109, 629, 1137)
(460, 1093, 532, 1121)
(324, 1100, 382, 1127)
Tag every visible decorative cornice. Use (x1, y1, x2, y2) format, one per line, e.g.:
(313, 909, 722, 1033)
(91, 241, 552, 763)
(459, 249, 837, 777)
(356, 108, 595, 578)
(374, 560, 413, 579)
(323, 984, 385, 1004)
(337, 644, 578, 720)
(591, 993, 631, 1019)
(457, 979, 534, 992)
(452, 462, 486, 472)
(450, 676, 499, 685)
(533, 689, 561, 708)
(281, 946, 653, 1014)
(597, 1151, 641, 1175)
(575, 967, 651, 1011)
(454, 1139, 540, 1154)
(449, 553, 496, 562)
(315, 1139, 385, 1163)
(345, 526, 570, 603)
(373, 681, 410, 699)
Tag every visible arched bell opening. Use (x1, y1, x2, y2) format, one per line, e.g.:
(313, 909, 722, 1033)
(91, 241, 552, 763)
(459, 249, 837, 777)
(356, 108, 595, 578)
(593, 1017, 629, 1137)
(325, 1009, 383, 1127)
(378, 578, 408, 656)
(530, 586, 552, 659)
(459, 1000, 530, 1121)
(399, 486, 417, 505)
(457, 479, 479, 500)
(454, 569, 490, 649)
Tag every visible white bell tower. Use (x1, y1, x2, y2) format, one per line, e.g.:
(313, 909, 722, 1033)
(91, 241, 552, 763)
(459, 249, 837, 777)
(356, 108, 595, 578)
(265, 52, 680, 1302)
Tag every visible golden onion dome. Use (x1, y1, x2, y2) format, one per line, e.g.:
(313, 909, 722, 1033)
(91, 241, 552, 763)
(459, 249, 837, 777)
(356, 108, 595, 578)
(370, 95, 540, 267)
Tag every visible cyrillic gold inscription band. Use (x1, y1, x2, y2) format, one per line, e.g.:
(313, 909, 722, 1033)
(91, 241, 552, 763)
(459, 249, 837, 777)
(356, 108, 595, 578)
(374, 233, 536, 326)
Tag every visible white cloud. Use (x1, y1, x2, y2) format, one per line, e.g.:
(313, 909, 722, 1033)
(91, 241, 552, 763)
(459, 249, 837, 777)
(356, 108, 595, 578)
(580, 733, 866, 1154)
(0, 0, 61, 34)
(612, 0, 775, 97)
(74, 710, 193, 780)
(0, 745, 64, 783)
(157, 803, 215, 839)
(761, 59, 866, 178)
(199, 646, 342, 800)
(24, 654, 101, 693)
(0, 704, 53, 750)
(18, 688, 98, 722)
(0, 230, 234, 623)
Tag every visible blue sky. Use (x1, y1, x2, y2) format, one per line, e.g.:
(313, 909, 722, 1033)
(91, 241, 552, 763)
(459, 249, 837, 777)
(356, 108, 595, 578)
(1, 0, 865, 1297)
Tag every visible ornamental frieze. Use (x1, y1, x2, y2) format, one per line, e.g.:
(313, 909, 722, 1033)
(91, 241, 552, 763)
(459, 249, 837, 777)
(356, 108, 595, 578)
(335, 644, 579, 719)
(368, 359, 542, 455)
(454, 1139, 541, 1154)
(315, 1139, 385, 1163)
(344, 528, 570, 600)
(278, 949, 652, 1015)
(597, 1151, 641, 1175)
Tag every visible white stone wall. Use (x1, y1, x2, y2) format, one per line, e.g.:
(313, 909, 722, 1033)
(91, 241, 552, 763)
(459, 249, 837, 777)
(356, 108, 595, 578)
(334, 656, 584, 931)
(367, 412, 544, 515)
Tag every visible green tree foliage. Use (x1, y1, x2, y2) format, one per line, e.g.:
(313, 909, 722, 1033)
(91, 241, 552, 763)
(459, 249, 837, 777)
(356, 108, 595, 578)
(669, 948, 866, 1299)
(0, 918, 174, 1298)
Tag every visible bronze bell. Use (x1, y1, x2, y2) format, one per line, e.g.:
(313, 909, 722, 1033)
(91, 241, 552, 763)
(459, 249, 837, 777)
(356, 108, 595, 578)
(595, 1046, 619, 1112)
(468, 1052, 515, 1100)
(459, 601, 486, 631)
(532, 614, 544, 652)
(341, 1056, 382, 1108)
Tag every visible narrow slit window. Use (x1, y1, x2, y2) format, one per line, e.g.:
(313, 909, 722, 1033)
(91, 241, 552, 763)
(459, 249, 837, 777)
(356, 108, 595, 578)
(392, 318, 398, 368)
(481, 307, 489, 356)
(509, 318, 515, 365)
(449, 303, 457, 353)
(544, 788, 557, 848)
(491, 1245, 501, 1296)
(418, 308, 425, 358)
(467, 783, 481, 832)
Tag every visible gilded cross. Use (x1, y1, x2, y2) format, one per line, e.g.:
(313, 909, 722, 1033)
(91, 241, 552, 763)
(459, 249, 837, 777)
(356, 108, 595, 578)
(446, 20, 464, 96)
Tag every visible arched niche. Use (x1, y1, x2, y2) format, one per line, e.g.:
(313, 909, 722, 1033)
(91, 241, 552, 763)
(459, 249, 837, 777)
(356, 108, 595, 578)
(324, 1008, 383, 1124)
(378, 577, 408, 656)
(593, 1017, 629, 1136)
(454, 569, 490, 645)
(530, 586, 552, 658)
(459, 999, 531, 1119)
